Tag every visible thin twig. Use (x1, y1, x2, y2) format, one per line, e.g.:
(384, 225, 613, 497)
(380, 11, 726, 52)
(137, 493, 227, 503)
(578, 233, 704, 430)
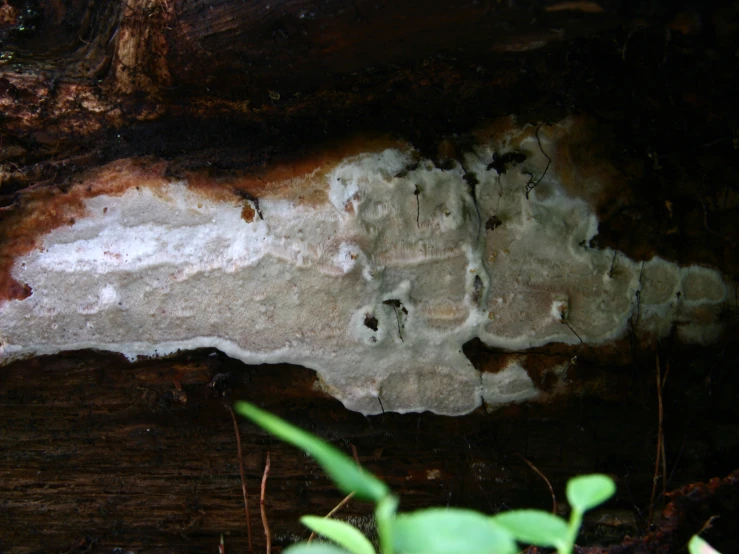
(696, 515, 720, 536)
(632, 261, 645, 327)
(307, 493, 356, 543)
(516, 451, 557, 514)
(696, 192, 736, 247)
(328, 493, 356, 518)
(414, 184, 421, 228)
(525, 125, 552, 199)
(261, 452, 272, 554)
(648, 352, 665, 526)
(392, 304, 403, 341)
(564, 320, 584, 344)
(227, 405, 253, 553)
(350, 443, 361, 465)
(661, 359, 670, 499)
(609, 250, 618, 277)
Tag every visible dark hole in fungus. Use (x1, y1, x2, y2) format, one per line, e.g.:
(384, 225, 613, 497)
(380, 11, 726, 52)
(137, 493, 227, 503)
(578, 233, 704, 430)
(364, 314, 379, 331)
(485, 215, 502, 231)
(394, 162, 419, 178)
(234, 189, 264, 220)
(487, 151, 526, 174)
(463, 171, 479, 187)
(414, 184, 421, 227)
(471, 275, 484, 304)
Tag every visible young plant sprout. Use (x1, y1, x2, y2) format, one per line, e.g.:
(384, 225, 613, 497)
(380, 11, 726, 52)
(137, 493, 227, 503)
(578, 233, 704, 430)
(235, 401, 689, 554)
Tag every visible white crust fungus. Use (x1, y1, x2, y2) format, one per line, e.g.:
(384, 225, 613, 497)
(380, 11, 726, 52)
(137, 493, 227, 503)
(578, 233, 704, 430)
(0, 120, 731, 414)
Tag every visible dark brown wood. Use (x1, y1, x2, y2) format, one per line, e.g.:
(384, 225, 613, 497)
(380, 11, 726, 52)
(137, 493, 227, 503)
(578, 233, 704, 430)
(2, 1, 739, 272)
(1, 341, 738, 553)
(1, 1, 739, 552)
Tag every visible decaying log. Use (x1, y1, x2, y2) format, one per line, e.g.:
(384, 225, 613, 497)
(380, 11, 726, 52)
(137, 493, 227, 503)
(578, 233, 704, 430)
(1, 344, 738, 553)
(1, 0, 739, 551)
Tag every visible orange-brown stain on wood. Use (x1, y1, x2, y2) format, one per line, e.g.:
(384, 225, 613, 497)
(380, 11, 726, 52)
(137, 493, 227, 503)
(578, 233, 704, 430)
(545, 2, 604, 13)
(475, 354, 513, 374)
(545, 117, 643, 221)
(241, 202, 255, 223)
(0, 135, 405, 304)
(519, 353, 571, 394)
(223, 134, 405, 207)
(476, 117, 641, 225)
(134, 360, 213, 387)
(0, 158, 172, 303)
(472, 116, 530, 148)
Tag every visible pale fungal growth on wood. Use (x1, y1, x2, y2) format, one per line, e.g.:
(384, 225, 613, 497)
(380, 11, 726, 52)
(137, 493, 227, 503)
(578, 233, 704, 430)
(0, 118, 730, 415)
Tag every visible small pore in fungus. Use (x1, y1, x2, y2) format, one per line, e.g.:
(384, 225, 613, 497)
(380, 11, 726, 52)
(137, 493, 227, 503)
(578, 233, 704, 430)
(487, 151, 526, 174)
(364, 314, 379, 331)
(382, 298, 409, 316)
(471, 275, 484, 305)
(234, 190, 263, 220)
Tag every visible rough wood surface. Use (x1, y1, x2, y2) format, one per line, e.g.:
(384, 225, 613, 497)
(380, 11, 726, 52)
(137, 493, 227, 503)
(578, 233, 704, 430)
(1, 342, 738, 553)
(2, 1, 738, 274)
(1, 0, 739, 551)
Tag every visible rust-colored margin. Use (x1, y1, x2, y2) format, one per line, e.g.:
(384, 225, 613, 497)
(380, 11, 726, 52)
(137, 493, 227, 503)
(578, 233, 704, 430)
(0, 135, 408, 305)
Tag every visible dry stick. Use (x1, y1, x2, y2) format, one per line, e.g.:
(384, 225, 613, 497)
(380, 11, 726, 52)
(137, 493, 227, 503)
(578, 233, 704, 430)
(524, 124, 551, 199)
(516, 451, 557, 515)
(697, 515, 720, 536)
(261, 452, 272, 554)
(327, 493, 356, 518)
(648, 352, 665, 526)
(696, 192, 737, 247)
(307, 492, 357, 543)
(563, 320, 584, 344)
(227, 405, 253, 553)
(350, 443, 361, 466)
(661, 359, 671, 500)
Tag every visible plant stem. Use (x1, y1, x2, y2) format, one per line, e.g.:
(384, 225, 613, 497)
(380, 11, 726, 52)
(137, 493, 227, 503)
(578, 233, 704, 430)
(375, 495, 399, 554)
(564, 509, 584, 554)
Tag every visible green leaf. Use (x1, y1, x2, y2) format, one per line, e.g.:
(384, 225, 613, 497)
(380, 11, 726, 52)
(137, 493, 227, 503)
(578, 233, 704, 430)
(394, 508, 517, 554)
(689, 536, 721, 554)
(284, 543, 354, 554)
(491, 510, 569, 549)
(301, 516, 376, 554)
(375, 494, 399, 554)
(566, 474, 616, 513)
(234, 401, 389, 502)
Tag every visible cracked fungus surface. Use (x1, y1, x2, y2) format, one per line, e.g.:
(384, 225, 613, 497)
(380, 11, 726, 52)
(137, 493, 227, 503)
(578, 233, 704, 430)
(0, 120, 731, 414)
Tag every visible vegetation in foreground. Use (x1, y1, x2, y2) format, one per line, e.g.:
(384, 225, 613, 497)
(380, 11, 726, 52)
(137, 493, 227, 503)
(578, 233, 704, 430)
(234, 401, 720, 554)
